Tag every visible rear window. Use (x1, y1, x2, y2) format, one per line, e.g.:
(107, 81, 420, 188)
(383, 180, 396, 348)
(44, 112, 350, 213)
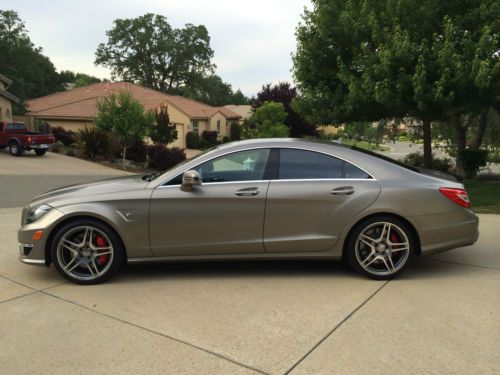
(6, 123, 27, 131)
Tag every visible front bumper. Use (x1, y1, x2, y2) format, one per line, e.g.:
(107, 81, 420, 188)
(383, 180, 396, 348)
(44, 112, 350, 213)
(18, 207, 65, 266)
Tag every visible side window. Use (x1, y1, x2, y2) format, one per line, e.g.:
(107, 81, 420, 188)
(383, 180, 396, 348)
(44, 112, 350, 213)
(279, 149, 371, 179)
(166, 149, 271, 184)
(279, 149, 342, 179)
(344, 161, 371, 179)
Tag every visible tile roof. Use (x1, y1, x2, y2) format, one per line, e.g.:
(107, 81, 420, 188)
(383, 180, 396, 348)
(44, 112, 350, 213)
(26, 82, 241, 120)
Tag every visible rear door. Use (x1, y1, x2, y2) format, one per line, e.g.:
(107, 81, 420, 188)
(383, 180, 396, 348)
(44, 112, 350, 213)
(263, 148, 381, 253)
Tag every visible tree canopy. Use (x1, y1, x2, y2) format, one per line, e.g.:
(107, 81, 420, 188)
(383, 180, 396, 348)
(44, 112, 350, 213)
(94, 91, 155, 168)
(95, 13, 215, 92)
(251, 101, 289, 138)
(176, 74, 249, 106)
(254, 82, 316, 137)
(0, 10, 63, 113)
(293, 0, 500, 167)
(150, 104, 178, 145)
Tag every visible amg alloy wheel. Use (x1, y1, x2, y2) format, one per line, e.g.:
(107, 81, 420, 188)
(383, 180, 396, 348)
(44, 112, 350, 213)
(347, 217, 415, 279)
(51, 220, 124, 284)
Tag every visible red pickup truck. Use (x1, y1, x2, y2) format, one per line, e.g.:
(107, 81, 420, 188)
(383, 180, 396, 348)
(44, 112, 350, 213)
(0, 122, 55, 156)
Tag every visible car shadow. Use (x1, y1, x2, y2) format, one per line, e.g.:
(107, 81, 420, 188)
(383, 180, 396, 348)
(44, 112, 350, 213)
(109, 255, 478, 285)
(113, 258, 354, 284)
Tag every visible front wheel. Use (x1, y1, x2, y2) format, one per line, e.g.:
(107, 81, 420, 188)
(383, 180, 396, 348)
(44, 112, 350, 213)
(50, 219, 125, 284)
(346, 216, 415, 280)
(34, 149, 47, 156)
(9, 141, 23, 156)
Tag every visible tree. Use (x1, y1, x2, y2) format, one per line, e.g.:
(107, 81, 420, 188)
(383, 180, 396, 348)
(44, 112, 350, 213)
(251, 101, 289, 138)
(293, 0, 500, 169)
(150, 104, 178, 144)
(58, 71, 101, 87)
(95, 13, 215, 92)
(0, 10, 63, 113)
(254, 82, 316, 137)
(94, 91, 155, 168)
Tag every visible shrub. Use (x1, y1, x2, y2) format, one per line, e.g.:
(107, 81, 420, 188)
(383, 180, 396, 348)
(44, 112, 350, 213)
(77, 126, 117, 161)
(402, 152, 452, 173)
(126, 139, 147, 163)
(458, 149, 488, 179)
(51, 126, 77, 146)
(66, 148, 76, 157)
(230, 122, 241, 141)
(202, 130, 218, 144)
(147, 144, 186, 170)
(222, 136, 230, 143)
(186, 131, 200, 148)
(198, 138, 215, 150)
(51, 140, 64, 153)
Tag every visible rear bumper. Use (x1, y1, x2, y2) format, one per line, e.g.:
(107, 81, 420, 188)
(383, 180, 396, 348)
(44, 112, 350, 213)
(413, 209, 479, 256)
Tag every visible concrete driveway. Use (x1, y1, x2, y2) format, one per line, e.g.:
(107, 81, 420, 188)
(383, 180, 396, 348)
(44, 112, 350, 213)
(0, 150, 132, 208)
(0, 206, 498, 374)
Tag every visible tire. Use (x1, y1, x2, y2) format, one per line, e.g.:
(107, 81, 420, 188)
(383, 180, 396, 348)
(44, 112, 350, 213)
(0, 145, 6, 150)
(9, 141, 23, 156)
(34, 149, 47, 156)
(50, 219, 125, 285)
(346, 216, 415, 280)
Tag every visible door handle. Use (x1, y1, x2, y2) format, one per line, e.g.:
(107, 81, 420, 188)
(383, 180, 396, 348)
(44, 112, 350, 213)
(235, 187, 260, 196)
(331, 186, 355, 195)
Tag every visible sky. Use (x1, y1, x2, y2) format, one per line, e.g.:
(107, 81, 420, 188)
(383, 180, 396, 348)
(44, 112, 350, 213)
(2, 0, 311, 96)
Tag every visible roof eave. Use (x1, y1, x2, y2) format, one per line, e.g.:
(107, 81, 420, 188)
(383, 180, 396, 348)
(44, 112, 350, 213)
(0, 90, 20, 103)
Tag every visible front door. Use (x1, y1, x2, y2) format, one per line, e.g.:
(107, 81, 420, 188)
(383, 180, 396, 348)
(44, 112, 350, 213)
(149, 148, 271, 256)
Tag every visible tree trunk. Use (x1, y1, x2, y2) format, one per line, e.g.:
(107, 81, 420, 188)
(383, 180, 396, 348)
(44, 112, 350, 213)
(471, 109, 488, 149)
(422, 118, 432, 169)
(453, 113, 467, 176)
(122, 146, 127, 170)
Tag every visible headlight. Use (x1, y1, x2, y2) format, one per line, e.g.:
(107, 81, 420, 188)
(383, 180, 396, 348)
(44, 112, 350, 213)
(27, 204, 52, 223)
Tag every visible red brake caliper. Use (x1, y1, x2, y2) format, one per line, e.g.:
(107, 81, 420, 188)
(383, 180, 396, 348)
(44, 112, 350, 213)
(390, 233, 399, 258)
(95, 235, 109, 265)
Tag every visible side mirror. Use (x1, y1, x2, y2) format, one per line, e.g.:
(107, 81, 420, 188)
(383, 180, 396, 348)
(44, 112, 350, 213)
(180, 170, 202, 192)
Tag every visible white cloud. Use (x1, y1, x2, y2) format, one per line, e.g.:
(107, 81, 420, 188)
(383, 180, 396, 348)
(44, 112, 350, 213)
(2, 0, 311, 96)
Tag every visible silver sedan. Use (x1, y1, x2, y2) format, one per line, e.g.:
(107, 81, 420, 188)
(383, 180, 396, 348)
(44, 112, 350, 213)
(18, 139, 479, 284)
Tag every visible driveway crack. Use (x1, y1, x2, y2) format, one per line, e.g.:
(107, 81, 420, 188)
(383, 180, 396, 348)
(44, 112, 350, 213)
(40, 289, 271, 375)
(283, 280, 390, 375)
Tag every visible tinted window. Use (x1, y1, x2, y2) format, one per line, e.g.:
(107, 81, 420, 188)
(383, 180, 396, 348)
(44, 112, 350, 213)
(344, 161, 371, 178)
(167, 149, 270, 184)
(279, 149, 342, 179)
(279, 148, 371, 179)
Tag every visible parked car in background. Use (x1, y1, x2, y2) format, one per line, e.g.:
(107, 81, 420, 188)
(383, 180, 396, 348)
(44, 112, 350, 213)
(0, 122, 55, 156)
(18, 139, 479, 284)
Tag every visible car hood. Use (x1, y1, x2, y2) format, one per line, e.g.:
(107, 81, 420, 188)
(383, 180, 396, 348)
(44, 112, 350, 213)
(29, 175, 149, 208)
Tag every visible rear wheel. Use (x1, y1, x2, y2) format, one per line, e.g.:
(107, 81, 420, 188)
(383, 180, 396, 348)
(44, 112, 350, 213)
(9, 141, 23, 156)
(346, 216, 415, 280)
(34, 149, 47, 156)
(50, 219, 124, 284)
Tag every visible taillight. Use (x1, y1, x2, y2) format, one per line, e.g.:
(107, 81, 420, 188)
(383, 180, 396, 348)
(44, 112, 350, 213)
(439, 187, 471, 208)
(28, 136, 32, 143)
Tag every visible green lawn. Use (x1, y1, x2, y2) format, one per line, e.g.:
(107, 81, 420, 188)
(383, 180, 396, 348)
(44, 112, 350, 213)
(340, 139, 389, 152)
(464, 180, 500, 214)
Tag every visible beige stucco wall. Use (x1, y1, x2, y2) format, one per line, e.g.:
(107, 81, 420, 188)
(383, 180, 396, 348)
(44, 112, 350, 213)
(0, 95, 13, 122)
(209, 112, 230, 139)
(36, 118, 94, 132)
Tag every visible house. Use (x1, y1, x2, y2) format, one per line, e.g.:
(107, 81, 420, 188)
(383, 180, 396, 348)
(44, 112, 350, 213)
(0, 74, 20, 123)
(223, 104, 252, 124)
(26, 82, 241, 149)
